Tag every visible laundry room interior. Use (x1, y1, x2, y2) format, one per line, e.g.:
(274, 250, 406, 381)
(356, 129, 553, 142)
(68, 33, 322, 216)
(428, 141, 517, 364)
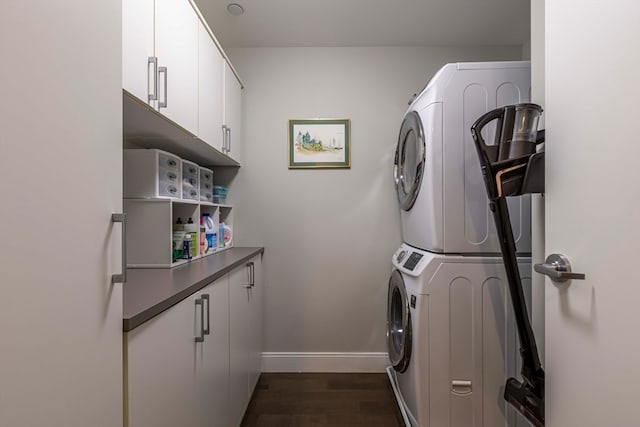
(231, 44, 526, 361)
(4, 1, 640, 427)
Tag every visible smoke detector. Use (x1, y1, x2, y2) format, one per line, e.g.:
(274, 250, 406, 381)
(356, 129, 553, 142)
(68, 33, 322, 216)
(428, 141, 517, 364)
(227, 3, 244, 15)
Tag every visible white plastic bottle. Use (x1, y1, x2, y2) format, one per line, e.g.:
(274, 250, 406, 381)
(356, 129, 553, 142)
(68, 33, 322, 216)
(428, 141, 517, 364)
(202, 213, 216, 252)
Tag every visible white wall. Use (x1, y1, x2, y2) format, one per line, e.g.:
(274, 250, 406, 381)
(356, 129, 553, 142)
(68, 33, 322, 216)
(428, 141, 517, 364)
(228, 46, 524, 366)
(522, 40, 532, 60)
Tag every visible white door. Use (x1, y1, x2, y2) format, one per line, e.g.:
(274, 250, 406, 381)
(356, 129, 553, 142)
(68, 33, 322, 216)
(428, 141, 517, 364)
(122, 0, 155, 105)
(199, 277, 230, 427)
(127, 292, 203, 427)
(155, 0, 199, 135)
(229, 263, 252, 426)
(544, 2, 640, 426)
(223, 62, 243, 163)
(1, 1, 123, 426)
(247, 256, 263, 394)
(198, 21, 224, 150)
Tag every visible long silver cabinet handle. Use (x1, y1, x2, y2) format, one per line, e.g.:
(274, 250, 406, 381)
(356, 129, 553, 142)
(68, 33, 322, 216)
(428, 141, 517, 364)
(202, 294, 210, 335)
(250, 262, 255, 287)
(227, 127, 232, 154)
(111, 213, 126, 284)
(244, 262, 253, 288)
(244, 262, 255, 288)
(534, 253, 586, 283)
(195, 298, 205, 342)
(148, 57, 158, 102)
(221, 125, 228, 153)
(158, 66, 167, 108)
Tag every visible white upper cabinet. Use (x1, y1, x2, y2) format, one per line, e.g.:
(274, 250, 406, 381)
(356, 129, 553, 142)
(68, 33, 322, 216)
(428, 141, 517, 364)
(198, 21, 224, 153)
(123, 0, 199, 136)
(155, 0, 198, 135)
(122, 0, 155, 107)
(123, 0, 243, 166)
(223, 61, 243, 164)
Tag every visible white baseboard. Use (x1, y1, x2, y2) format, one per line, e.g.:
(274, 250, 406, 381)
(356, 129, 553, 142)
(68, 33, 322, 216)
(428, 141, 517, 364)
(261, 352, 389, 373)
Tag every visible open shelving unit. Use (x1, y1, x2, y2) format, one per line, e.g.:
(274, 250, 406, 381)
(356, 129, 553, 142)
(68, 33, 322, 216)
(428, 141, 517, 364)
(124, 197, 234, 268)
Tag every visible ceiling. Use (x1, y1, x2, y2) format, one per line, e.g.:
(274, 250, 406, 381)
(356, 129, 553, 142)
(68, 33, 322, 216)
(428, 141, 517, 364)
(194, 0, 531, 49)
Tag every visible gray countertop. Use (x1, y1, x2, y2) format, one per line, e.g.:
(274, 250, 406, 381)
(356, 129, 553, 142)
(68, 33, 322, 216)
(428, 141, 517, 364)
(123, 247, 264, 332)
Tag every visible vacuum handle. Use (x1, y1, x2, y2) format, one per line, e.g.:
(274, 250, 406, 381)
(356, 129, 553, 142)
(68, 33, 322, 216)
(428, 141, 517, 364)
(471, 108, 504, 149)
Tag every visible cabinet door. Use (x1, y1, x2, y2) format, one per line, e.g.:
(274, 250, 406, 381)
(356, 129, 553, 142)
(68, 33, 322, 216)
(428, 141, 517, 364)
(2, 1, 122, 425)
(247, 255, 263, 394)
(198, 21, 224, 153)
(229, 262, 252, 426)
(155, 0, 199, 135)
(199, 276, 230, 427)
(223, 61, 243, 163)
(123, 0, 155, 106)
(127, 293, 205, 427)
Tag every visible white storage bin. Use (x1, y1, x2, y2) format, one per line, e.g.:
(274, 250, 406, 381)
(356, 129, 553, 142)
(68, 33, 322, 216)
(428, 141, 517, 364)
(199, 167, 214, 202)
(182, 160, 200, 201)
(124, 149, 182, 199)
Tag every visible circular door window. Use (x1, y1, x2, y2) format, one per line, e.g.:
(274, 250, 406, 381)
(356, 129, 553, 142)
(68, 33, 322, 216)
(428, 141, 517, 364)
(387, 270, 412, 373)
(394, 111, 426, 211)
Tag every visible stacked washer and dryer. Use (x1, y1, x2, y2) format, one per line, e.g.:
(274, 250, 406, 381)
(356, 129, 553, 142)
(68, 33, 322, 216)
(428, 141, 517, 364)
(387, 61, 533, 427)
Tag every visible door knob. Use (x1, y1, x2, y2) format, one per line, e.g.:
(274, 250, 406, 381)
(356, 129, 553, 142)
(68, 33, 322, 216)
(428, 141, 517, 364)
(534, 253, 586, 282)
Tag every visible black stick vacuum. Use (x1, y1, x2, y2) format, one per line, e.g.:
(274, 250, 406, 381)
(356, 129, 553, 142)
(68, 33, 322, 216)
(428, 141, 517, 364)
(471, 104, 546, 427)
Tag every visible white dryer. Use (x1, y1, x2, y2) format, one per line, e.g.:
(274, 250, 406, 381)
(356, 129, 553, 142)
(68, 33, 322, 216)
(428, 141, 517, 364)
(394, 61, 532, 254)
(386, 244, 531, 427)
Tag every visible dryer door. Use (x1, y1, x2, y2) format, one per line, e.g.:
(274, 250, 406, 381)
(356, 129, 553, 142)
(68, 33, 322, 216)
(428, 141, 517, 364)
(394, 111, 426, 211)
(387, 269, 412, 372)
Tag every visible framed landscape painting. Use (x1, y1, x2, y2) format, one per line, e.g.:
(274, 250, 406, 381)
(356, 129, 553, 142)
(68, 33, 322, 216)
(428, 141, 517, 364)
(288, 118, 351, 169)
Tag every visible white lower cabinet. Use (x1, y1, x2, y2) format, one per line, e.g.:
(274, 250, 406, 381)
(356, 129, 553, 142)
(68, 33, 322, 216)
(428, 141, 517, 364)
(199, 278, 231, 427)
(126, 276, 229, 427)
(247, 257, 263, 394)
(229, 255, 263, 426)
(126, 254, 263, 427)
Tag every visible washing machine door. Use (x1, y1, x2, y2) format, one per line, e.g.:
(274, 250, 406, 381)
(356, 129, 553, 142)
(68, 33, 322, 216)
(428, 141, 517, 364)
(394, 111, 426, 211)
(387, 269, 412, 372)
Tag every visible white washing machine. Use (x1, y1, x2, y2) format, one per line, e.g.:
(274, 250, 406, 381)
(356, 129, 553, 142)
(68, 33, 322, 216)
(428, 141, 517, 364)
(386, 244, 531, 427)
(394, 61, 532, 254)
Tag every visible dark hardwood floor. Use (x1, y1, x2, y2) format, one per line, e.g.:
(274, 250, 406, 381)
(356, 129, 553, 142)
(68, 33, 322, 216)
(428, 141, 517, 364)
(241, 373, 405, 427)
